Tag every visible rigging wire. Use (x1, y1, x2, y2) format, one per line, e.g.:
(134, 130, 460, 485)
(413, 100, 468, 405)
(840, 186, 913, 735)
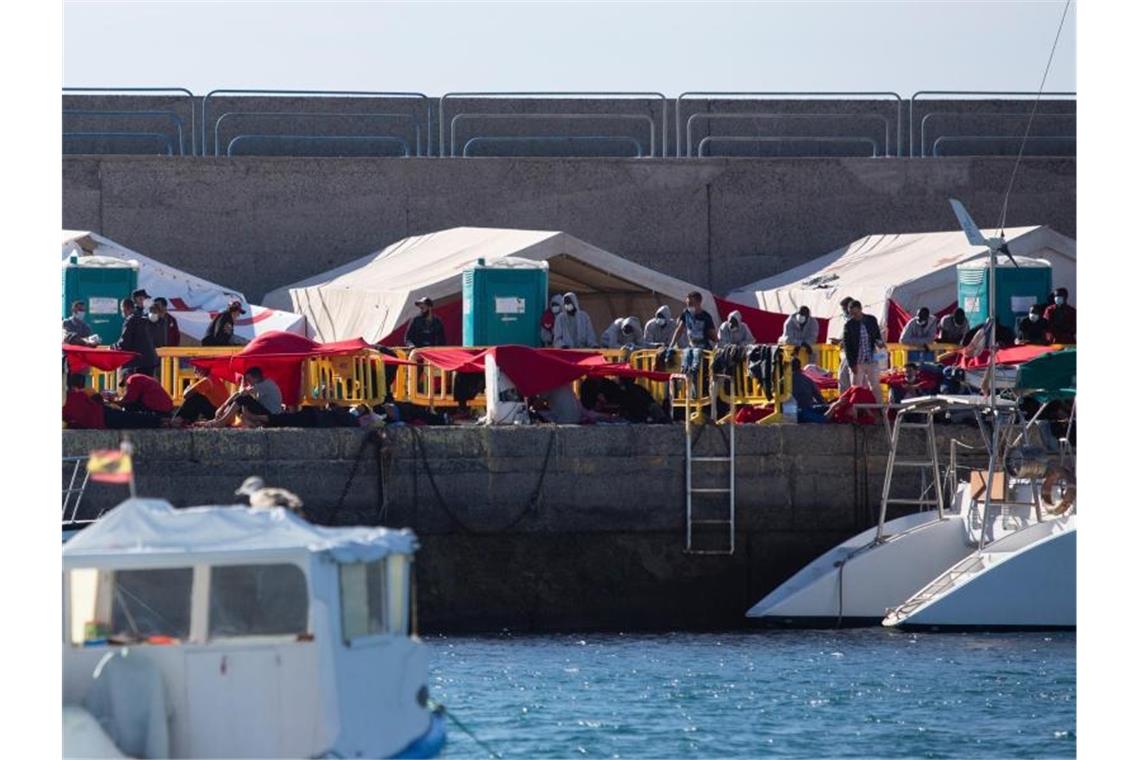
(997, 0, 1073, 235)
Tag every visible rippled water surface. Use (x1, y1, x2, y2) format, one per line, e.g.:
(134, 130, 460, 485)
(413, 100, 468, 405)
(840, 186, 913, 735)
(429, 630, 1074, 759)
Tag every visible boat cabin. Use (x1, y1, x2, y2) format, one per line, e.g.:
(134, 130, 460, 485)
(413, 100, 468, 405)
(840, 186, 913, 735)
(62, 498, 441, 759)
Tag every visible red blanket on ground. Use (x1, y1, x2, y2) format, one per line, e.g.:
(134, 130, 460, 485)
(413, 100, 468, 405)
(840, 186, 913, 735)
(62, 344, 138, 372)
(828, 386, 879, 424)
(414, 345, 672, 397)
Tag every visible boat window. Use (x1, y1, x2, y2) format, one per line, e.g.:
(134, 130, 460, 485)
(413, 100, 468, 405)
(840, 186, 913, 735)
(339, 559, 389, 642)
(208, 564, 308, 638)
(67, 567, 193, 644)
(386, 555, 410, 636)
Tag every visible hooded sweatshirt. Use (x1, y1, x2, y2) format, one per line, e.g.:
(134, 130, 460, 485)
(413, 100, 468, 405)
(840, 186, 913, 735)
(717, 310, 756, 348)
(780, 312, 819, 347)
(601, 316, 645, 348)
(552, 292, 598, 348)
(644, 305, 685, 347)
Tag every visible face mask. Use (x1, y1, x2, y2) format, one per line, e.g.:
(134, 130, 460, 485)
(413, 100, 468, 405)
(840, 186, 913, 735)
(918, 318, 928, 326)
(1055, 297, 1065, 305)
(564, 303, 576, 314)
(73, 311, 86, 322)
(148, 312, 160, 323)
(656, 316, 666, 326)
(796, 314, 806, 325)
(551, 304, 561, 314)
(1029, 313, 1040, 323)
(688, 306, 697, 315)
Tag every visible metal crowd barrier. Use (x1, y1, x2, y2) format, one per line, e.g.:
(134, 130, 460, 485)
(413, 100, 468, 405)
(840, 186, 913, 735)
(684, 112, 890, 158)
(157, 347, 242, 402)
(63, 87, 198, 154)
(918, 110, 1076, 158)
(907, 90, 1076, 157)
(63, 110, 189, 156)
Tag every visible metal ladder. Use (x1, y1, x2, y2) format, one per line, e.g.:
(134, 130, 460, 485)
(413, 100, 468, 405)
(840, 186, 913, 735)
(676, 373, 737, 555)
(62, 455, 92, 527)
(875, 406, 945, 542)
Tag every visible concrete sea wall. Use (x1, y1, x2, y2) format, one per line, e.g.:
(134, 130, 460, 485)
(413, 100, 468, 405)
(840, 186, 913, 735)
(63, 424, 983, 632)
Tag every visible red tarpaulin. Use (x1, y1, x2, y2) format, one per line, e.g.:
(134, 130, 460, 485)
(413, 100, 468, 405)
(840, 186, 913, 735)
(62, 344, 138, 372)
(885, 299, 958, 342)
(191, 331, 377, 405)
(377, 300, 463, 347)
(713, 297, 829, 344)
(957, 344, 1057, 370)
(414, 345, 672, 397)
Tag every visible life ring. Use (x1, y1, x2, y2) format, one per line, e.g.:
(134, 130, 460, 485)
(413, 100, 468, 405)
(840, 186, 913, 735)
(1041, 466, 1076, 515)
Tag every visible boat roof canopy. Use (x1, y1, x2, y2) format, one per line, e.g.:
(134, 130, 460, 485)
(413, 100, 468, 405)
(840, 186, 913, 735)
(63, 499, 418, 569)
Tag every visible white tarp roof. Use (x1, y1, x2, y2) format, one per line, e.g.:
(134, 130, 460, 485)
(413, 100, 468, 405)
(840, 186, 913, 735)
(263, 227, 719, 342)
(725, 226, 1076, 339)
(62, 231, 307, 344)
(63, 499, 418, 568)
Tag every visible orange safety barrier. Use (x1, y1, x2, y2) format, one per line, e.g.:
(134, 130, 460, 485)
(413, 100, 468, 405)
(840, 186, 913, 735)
(302, 350, 389, 407)
(157, 347, 242, 403)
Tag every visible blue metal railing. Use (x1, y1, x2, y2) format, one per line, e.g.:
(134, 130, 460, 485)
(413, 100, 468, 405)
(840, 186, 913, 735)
(449, 112, 656, 159)
(918, 110, 1076, 158)
(461, 135, 645, 158)
(908, 90, 1076, 157)
(931, 135, 1076, 157)
(63, 132, 175, 156)
(63, 110, 187, 155)
(684, 111, 890, 158)
(63, 87, 196, 154)
(202, 89, 430, 156)
(226, 134, 412, 157)
(676, 92, 904, 157)
(214, 111, 423, 156)
(696, 135, 878, 158)
(440, 92, 669, 157)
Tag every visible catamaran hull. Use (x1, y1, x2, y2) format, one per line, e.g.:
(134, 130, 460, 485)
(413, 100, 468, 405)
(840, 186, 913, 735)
(746, 510, 976, 626)
(886, 520, 1075, 630)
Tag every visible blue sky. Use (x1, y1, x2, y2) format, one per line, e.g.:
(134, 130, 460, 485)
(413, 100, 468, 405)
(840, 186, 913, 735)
(63, 1, 1074, 96)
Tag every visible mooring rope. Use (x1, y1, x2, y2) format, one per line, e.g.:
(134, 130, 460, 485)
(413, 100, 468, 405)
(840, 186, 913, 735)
(428, 699, 503, 759)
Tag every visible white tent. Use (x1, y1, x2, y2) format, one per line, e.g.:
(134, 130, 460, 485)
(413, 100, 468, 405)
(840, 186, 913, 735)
(263, 227, 720, 343)
(62, 231, 307, 344)
(725, 226, 1076, 339)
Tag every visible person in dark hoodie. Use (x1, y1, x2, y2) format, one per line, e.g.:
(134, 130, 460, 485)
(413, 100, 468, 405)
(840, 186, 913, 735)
(405, 297, 446, 347)
(203, 300, 245, 346)
(1016, 304, 1050, 345)
(112, 297, 158, 379)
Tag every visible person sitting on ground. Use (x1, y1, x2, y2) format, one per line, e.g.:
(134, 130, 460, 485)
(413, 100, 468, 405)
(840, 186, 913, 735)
(938, 307, 970, 345)
(890, 362, 930, 404)
(643, 305, 683, 347)
(113, 297, 159, 379)
(377, 401, 449, 427)
(842, 299, 886, 405)
(540, 293, 562, 347)
(202, 300, 245, 346)
(534, 383, 618, 424)
(1043, 287, 1076, 343)
(900, 307, 939, 362)
(405, 297, 447, 347)
(63, 300, 100, 347)
(240, 404, 360, 429)
(172, 364, 231, 424)
(780, 305, 818, 362)
(149, 297, 181, 348)
(600, 316, 645, 349)
(552, 292, 598, 348)
(200, 366, 283, 427)
(717, 309, 756, 349)
(63, 373, 164, 429)
(1016, 303, 1050, 345)
(115, 369, 174, 416)
(790, 357, 828, 423)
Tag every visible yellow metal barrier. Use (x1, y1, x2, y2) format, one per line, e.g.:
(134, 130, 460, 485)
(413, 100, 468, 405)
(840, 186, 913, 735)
(301, 350, 388, 407)
(157, 347, 242, 403)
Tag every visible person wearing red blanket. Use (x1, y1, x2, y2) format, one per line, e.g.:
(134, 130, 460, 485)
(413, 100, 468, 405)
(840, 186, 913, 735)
(117, 370, 174, 415)
(1043, 287, 1076, 344)
(826, 385, 879, 425)
(62, 374, 163, 429)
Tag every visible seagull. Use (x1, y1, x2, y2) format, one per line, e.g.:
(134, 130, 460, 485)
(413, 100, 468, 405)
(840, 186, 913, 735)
(235, 476, 305, 514)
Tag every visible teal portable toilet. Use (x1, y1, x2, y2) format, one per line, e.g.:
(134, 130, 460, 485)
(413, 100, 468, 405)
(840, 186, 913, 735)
(462, 257, 549, 347)
(956, 256, 1052, 330)
(62, 254, 139, 345)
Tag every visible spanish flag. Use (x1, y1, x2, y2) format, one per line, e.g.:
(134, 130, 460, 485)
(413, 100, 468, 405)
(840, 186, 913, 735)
(87, 449, 133, 484)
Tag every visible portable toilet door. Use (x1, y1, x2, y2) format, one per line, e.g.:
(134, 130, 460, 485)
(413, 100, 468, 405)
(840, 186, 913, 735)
(62, 254, 139, 345)
(956, 256, 1052, 331)
(462, 257, 549, 347)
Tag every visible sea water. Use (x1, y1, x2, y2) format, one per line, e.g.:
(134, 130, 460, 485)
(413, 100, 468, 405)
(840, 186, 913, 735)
(429, 630, 1075, 758)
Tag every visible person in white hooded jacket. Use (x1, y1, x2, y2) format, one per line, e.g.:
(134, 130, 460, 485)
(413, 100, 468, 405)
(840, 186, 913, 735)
(717, 310, 755, 348)
(600, 316, 645, 348)
(779, 305, 819, 361)
(643, 305, 685, 347)
(552, 292, 598, 348)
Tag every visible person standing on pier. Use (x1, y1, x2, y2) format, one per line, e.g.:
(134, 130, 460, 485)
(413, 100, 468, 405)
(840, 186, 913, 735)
(833, 296, 855, 392)
(113, 297, 159, 379)
(842, 299, 885, 404)
(553, 292, 598, 348)
(1044, 287, 1076, 344)
(405, 297, 447, 347)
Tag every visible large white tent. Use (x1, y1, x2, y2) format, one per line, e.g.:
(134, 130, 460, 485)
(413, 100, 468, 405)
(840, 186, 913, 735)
(62, 230, 307, 344)
(725, 226, 1076, 339)
(263, 227, 720, 343)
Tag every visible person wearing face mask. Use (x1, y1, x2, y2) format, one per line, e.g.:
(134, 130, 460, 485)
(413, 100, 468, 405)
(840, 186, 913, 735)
(150, 297, 181, 347)
(900, 306, 938, 362)
(552, 292, 598, 348)
(63, 300, 100, 347)
(1016, 303, 1050, 345)
(717, 309, 756, 349)
(938, 307, 969, 345)
(1043, 287, 1076, 344)
(643, 305, 684, 347)
(779, 305, 819, 362)
(540, 293, 562, 347)
(601, 316, 645, 349)
(112, 297, 159, 379)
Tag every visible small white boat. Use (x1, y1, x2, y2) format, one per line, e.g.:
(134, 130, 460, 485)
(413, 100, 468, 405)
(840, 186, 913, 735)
(884, 486, 1076, 630)
(63, 498, 446, 759)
